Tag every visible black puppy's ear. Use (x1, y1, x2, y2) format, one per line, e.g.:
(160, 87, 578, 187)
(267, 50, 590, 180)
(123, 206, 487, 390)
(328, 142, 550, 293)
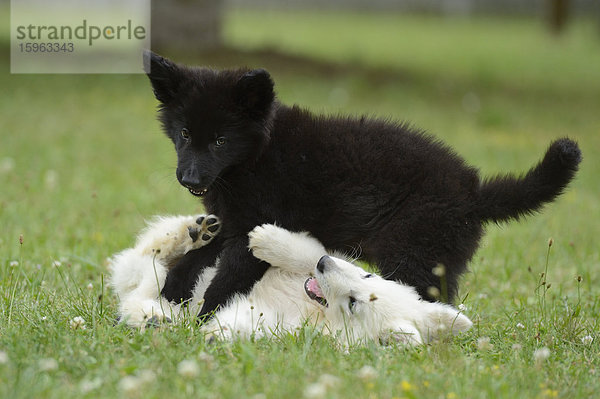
(143, 50, 184, 104)
(234, 69, 275, 117)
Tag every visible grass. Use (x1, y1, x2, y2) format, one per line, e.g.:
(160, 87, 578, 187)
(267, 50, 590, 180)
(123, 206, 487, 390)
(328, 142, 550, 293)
(1, 7, 600, 399)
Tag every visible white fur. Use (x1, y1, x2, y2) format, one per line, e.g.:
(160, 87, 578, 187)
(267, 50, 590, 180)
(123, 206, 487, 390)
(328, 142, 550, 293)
(110, 217, 472, 345)
(109, 215, 219, 327)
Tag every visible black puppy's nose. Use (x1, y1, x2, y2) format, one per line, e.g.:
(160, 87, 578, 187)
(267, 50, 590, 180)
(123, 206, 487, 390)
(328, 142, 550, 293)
(179, 168, 201, 188)
(181, 176, 200, 189)
(317, 255, 332, 273)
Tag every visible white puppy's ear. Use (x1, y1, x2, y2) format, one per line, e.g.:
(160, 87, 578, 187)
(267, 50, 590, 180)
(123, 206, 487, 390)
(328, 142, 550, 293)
(419, 303, 473, 342)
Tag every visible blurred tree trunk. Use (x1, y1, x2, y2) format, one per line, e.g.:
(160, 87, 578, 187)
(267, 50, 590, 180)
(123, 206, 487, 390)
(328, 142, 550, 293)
(151, 0, 223, 52)
(547, 0, 569, 34)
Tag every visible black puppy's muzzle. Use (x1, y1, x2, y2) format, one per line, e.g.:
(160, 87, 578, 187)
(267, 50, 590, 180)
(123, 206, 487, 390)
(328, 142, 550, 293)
(177, 169, 208, 197)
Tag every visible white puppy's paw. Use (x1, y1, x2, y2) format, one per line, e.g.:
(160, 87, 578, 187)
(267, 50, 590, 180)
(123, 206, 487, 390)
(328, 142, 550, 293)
(119, 299, 171, 329)
(202, 323, 233, 343)
(248, 223, 277, 249)
(145, 215, 221, 260)
(190, 215, 221, 249)
(248, 224, 291, 261)
(249, 224, 327, 273)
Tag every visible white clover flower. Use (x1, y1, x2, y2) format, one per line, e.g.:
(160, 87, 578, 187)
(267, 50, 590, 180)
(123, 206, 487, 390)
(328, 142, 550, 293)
(516, 323, 525, 329)
(356, 365, 377, 381)
(432, 264, 446, 277)
(79, 377, 102, 393)
(458, 303, 467, 312)
(477, 336, 493, 351)
(427, 286, 441, 299)
(304, 382, 327, 399)
(119, 376, 142, 394)
(177, 359, 199, 378)
(38, 358, 58, 371)
(0, 351, 8, 364)
(52, 260, 62, 268)
(86, 283, 94, 291)
(512, 343, 522, 351)
(581, 335, 593, 345)
(0, 157, 15, 173)
(137, 369, 156, 384)
(198, 351, 213, 362)
(70, 316, 86, 330)
(9, 261, 18, 267)
(318, 374, 340, 389)
(533, 347, 551, 363)
(44, 170, 59, 190)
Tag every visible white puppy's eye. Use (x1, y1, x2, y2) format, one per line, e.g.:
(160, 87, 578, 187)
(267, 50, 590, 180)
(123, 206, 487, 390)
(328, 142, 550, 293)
(364, 273, 373, 279)
(348, 296, 357, 313)
(181, 128, 190, 140)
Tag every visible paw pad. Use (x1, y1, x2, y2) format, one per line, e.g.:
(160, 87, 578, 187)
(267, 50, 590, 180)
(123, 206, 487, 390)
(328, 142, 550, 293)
(189, 214, 221, 244)
(187, 226, 200, 242)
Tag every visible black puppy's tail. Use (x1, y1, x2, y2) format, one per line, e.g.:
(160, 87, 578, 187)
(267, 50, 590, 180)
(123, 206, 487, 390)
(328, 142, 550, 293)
(476, 138, 582, 224)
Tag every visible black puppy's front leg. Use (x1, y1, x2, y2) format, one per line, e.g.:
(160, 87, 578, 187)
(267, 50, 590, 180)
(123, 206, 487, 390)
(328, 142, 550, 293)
(198, 236, 270, 319)
(162, 236, 225, 303)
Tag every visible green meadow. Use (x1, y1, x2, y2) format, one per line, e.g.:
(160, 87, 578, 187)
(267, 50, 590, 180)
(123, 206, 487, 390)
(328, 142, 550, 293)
(1, 8, 599, 399)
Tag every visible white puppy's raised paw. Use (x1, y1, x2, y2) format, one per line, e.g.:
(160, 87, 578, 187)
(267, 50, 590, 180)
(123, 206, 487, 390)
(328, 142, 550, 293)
(141, 214, 221, 261)
(248, 224, 291, 261)
(190, 215, 221, 248)
(248, 224, 327, 273)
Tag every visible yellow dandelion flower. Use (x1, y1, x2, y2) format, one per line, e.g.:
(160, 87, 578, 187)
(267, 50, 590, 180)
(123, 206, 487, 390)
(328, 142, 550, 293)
(401, 381, 413, 391)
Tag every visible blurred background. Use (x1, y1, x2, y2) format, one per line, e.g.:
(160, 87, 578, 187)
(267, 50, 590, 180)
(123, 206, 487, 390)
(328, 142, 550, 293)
(0, 0, 598, 292)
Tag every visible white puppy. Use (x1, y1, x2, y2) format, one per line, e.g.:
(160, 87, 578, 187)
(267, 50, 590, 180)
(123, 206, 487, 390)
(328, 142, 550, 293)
(109, 215, 472, 346)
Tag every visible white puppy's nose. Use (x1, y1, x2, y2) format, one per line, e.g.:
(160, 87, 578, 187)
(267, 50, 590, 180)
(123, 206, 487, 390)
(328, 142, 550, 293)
(317, 255, 333, 273)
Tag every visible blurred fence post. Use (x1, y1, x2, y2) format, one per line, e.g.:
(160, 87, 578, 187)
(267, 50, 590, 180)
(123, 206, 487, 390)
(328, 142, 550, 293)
(151, 0, 223, 51)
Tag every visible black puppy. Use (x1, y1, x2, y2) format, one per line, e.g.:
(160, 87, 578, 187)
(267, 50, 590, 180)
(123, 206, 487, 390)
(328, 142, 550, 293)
(144, 51, 581, 317)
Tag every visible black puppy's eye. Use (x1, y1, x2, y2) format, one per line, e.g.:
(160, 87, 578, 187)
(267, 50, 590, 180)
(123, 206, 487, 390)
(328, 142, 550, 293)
(215, 137, 226, 147)
(181, 128, 190, 140)
(349, 296, 357, 313)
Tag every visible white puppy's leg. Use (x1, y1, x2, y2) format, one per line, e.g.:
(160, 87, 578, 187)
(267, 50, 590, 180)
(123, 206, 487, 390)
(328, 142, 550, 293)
(136, 214, 221, 264)
(418, 302, 473, 342)
(248, 224, 327, 273)
(109, 214, 220, 327)
(380, 324, 424, 346)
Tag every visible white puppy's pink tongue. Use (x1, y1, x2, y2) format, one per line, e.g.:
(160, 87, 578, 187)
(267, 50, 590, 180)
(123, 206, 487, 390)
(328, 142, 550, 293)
(306, 277, 324, 298)
(304, 277, 328, 307)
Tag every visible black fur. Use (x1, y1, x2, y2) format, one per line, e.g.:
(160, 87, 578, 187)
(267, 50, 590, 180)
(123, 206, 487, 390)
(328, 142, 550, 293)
(144, 51, 581, 316)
